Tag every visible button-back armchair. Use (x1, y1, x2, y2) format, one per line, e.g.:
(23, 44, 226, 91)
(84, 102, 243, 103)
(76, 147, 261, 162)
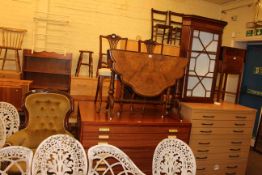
(6, 89, 73, 149)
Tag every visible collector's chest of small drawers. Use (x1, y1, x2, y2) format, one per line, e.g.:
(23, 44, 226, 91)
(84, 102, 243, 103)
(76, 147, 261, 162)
(180, 102, 256, 175)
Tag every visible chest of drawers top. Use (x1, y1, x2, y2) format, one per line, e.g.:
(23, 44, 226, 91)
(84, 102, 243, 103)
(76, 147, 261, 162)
(180, 102, 256, 121)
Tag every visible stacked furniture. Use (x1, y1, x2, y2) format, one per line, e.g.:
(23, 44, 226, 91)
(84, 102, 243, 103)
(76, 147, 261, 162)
(180, 102, 256, 175)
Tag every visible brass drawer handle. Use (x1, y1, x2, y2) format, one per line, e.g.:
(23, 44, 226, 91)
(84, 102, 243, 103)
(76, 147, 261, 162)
(229, 148, 241, 151)
(233, 130, 244, 133)
(225, 172, 236, 175)
(229, 154, 240, 158)
(197, 149, 209, 153)
(201, 123, 214, 126)
(234, 123, 246, 126)
(226, 165, 238, 169)
(196, 156, 208, 160)
(197, 168, 206, 171)
(231, 141, 242, 145)
(98, 141, 108, 145)
(202, 115, 215, 119)
(99, 128, 110, 132)
(198, 142, 210, 145)
(168, 135, 177, 139)
(235, 116, 247, 119)
(169, 129, 178, 133)
(200, 130, 212, 133)
(98, 135, 109, 139)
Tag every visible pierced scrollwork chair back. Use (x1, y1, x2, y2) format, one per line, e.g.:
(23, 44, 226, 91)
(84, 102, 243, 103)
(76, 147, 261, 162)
(88, 144, 146, 175)
(152, 138, 196, 175)
(0, 101, 20, 138)
(0, 117, 6, 148)
(0, 146, 33, 174)
(32, 134, 88, 175)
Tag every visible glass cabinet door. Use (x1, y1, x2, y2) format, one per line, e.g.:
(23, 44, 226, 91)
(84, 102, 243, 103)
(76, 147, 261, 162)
(186, 30, 218, 98)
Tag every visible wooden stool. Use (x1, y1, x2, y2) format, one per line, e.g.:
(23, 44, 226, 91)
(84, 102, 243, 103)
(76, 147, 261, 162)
(0, 27, 27, 72)
(75, 50, 93, 77)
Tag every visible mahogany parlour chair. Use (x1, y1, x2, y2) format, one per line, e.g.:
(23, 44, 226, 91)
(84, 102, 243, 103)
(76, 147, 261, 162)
(32, 134, 87, 175)
(0, 27, 27, 72)
(151, 8, 170, 45)
(88, 144, 145, 175)
(6, 89, 73, 150)
(152, 138, 196, 175)
(0, 102, 20, 140)
(0, 146, 33, 174)
(94, 34, 127, 112)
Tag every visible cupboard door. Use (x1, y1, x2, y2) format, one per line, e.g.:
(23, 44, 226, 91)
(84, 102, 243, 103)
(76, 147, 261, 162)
(180, 15, 227, 103)
(0, 86, 22, 110)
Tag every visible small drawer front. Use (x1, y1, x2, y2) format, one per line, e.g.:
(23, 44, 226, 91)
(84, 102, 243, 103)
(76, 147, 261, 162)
(195, 151, 249, 161)
(81, 125, 191, 148)
(192, 144, 249, 155)
(192, 120, 253, 128)
(82, 133, 189, 148)
(191, 127, 252, 135)
(190, 133, 251, 141)
(190, 138, 250, 148)
(83, 125, 190, 134)
(192, 112, 253, 121)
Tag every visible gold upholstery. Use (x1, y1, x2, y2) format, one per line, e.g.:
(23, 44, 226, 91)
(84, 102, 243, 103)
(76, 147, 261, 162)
(6, 90, 73, 149)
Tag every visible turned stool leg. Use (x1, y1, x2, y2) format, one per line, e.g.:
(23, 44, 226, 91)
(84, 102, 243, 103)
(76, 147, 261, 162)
(75, 50, 93, 77)
(1, 49, 7, 70)
(75, 51, 83, 77)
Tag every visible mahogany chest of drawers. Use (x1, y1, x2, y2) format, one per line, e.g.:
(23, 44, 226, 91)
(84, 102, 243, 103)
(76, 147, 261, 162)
(180, 102, 256, 175)
(78, 101, 191, 174)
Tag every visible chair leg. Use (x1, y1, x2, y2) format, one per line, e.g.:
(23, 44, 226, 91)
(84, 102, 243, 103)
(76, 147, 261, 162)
(89, 55, 93, 78)
(95, 76, 104, 113)
(16, 50, 21, 72)
(94, 76, 100, 103)
(1, 49, 7, 70)
(75, 52, 83, 77)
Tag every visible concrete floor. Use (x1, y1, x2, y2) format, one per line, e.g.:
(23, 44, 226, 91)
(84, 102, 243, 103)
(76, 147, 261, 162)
(246, 148, 262, 175)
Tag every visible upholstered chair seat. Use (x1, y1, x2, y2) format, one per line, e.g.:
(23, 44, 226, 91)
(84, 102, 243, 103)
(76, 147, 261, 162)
(6, 90, 73, 150)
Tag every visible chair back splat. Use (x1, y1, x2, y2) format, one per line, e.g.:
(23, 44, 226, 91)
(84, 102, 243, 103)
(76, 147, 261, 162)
(0, 146, 33, 174)
(152, 138, 196, 175)
(0, 117, 6, 147)
(0, 102, 20, 138)
(32, 134, 88, 175)
(88, 144, 145, 175)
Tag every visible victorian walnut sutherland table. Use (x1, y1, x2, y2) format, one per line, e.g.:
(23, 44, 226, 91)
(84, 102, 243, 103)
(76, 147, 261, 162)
(78, 101, 191, 174)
